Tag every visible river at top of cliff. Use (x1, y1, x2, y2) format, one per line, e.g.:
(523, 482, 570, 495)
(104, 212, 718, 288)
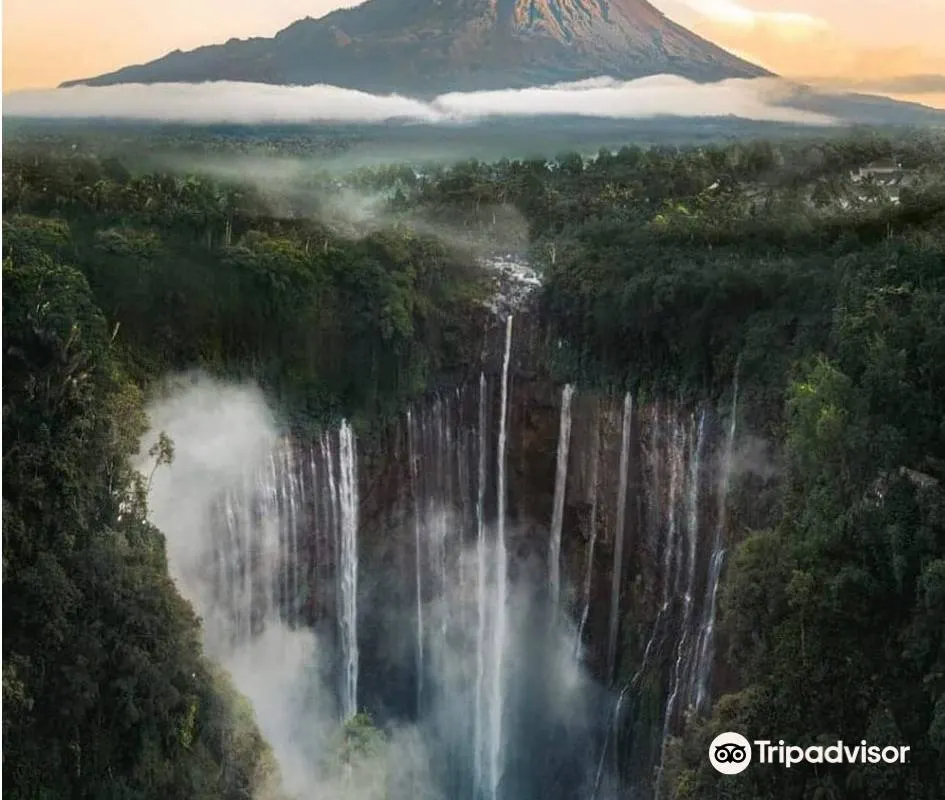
(481, 253, 542, 318)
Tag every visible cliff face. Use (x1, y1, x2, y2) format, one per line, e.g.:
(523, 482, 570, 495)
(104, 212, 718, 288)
(186, 297, 775, 796)
(61, 0, 766, 94)
(347, 307, 768, 794)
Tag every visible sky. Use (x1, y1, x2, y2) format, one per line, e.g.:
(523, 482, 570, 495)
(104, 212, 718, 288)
(3, 0, 944, 108)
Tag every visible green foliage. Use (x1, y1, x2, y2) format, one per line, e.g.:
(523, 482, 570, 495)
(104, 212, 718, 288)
(657, 194, 945, 797)
(335, 713, 388, 766)
(1, 154, 488, 427)
(2, 251, 282, 799)
(316, 714, 391, 798)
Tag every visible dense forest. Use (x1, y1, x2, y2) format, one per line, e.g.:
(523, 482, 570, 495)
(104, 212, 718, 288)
(3, 126, 945, 799)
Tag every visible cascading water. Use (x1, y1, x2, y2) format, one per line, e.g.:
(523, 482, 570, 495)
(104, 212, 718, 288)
(143, 380, 378, 800)
(474, 372, 489, 800)
(235, 436, 357, 647)
(400, 314, 596, 800)
(408, 408, 425, 714)
(606, 392, 633, 684)
(338, 420, 360, 721)
(489, 313, 514, 800)
(690, 379, 739, 713)
(549, 383, 575, 615)
(147, 348, 748, 800)
(211, 423, 362, 722)
(584, 388, 742, 800)
(654, 411, 706, 796)
(575, 402, 601, 657)
(617, 406, 671, 699)
(675, 411, 707, 700)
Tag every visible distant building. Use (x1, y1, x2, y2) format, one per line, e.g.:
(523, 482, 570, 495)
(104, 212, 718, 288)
(850, 161, 918, 204)
(852, 161, 915, 183)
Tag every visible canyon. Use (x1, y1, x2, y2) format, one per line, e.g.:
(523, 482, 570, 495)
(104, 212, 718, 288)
(144, 268, 774, 798)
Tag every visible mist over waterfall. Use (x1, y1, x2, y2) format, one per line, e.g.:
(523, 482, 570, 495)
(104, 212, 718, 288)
(142, 380, 336, 797)
(140, 323, 745, 800)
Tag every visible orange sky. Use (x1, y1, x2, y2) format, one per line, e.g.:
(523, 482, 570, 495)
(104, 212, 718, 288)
(3, 0, 944, 108)
(660, 0, 945, 108)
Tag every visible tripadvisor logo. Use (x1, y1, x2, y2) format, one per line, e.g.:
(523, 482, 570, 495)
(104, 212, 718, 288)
(709, 732, 752, 774)
(708, 732, 911, 775)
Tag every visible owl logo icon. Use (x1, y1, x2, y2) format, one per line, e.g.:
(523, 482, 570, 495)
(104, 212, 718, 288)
(709, 732, 753, 775)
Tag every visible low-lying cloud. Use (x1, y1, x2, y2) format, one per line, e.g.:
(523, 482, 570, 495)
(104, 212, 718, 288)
(3, 75, 836, 125)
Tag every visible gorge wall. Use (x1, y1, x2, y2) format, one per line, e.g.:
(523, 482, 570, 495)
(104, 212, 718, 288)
(144, 299, 776, 799)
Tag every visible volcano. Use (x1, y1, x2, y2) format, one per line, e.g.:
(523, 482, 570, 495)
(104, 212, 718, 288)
(61, 0, 767, 95)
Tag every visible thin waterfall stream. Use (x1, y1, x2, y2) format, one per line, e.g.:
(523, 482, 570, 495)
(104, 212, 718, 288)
(338, 420, 360, 721)
(549, 383, 574, 615)
(575, 403, 601, 659)
(606, 392, 633, 684)
(407, 408, 425, 715)
(489, 312, 514, 800)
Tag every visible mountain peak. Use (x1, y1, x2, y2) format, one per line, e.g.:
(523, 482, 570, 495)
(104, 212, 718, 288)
(61, 0, 767, 95)
(504, 0, 663, 39)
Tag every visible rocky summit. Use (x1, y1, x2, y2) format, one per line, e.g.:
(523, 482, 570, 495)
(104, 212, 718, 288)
(61, 0, 767, 95)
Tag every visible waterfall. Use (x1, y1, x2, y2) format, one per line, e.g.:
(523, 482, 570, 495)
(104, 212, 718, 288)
(625, 405, 669, 691)
(283, 445, 297, 623)
(677, 412, 707, 691)
(581, 393, 745, 800)
(149, 354, 753, 800)
(441, 398, 454, 647)
(663, 413, 683, 614)
(690, 380, 739, 713)
(456, 389, 472, 641)
(549, 384, 575, 614)
(408, 409, 425, 715)
(642, 415, 685, 799)
(338, 420, 359, 721)
(606, 392, 633, 684)
(171, 409, 366, 780)
(575, 404, 601, 656)
(635, 407, 684, 685)
(474, 373, 488, 800)
(489, 313, 514, 800)
(655, 411, 706, 796)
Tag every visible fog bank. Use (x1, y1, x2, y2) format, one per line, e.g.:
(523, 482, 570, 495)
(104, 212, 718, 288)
(4, 75, 836, 125)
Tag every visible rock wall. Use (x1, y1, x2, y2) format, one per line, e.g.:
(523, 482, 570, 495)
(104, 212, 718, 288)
(198, 302, 779, 798)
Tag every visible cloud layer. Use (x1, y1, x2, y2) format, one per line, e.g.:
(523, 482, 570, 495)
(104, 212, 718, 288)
(2, 75, 836, 125)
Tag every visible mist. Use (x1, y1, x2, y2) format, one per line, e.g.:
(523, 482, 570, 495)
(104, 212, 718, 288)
(4, 75, 836, 125)
(140, 374, 443, 799)
(730, 432, 780, 483)
(141, 150, 532, 254)
(139, 375, 332, 797)
(138, 372, 602, 800)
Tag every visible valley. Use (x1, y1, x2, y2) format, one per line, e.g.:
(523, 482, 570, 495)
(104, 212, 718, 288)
(4, 127, 945, 798)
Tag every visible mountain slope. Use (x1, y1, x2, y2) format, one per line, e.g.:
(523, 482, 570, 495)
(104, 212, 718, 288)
(61, 0, 768, 95)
